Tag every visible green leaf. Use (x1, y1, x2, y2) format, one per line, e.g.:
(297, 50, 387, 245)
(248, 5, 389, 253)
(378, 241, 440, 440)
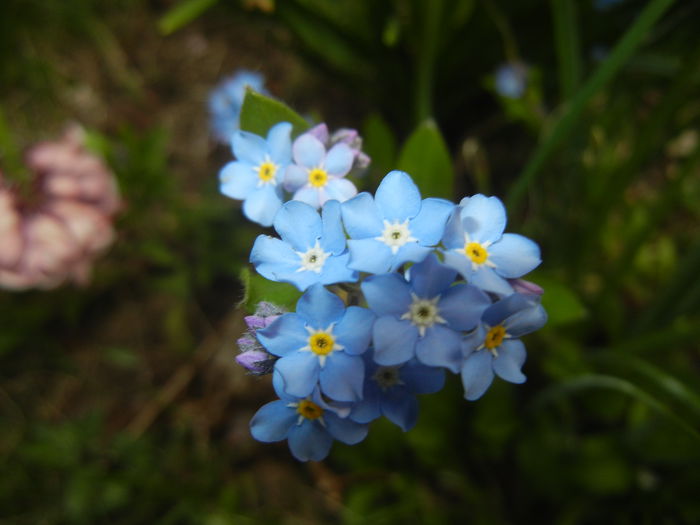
(550, 0, 582, 101)
(239, 90, 309, 138)
(531, 273, 588, 326)
(238, 267, 302, 313)
(158, 0, 219, 35)
(362, 112, 397, 185)
(397, 119, 454, 199)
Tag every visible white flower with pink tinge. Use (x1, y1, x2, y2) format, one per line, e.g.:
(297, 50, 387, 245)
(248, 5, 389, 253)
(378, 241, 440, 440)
(0, 127, 121, 290)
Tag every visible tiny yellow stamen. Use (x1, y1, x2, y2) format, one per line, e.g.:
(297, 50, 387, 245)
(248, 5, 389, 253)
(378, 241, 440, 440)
(464, 241, 488, 265)
(484, 324, 506, 350)
(308, 168, 328, 188)
(296, 400, 323, 420)
(257, 161, 277, 182)
(309, 332, 335, 356)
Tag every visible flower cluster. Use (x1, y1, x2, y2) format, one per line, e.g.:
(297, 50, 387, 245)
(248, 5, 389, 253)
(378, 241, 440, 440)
(0, 127, 121, 290)
(218, 121, 368, 226)
(221, 118, 548, 460)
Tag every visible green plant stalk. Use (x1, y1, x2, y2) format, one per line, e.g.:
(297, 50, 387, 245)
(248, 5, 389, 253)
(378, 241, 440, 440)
(506, 0, 676, 211)
(550, 0, 582, 101)
(413, 0, 443, 124)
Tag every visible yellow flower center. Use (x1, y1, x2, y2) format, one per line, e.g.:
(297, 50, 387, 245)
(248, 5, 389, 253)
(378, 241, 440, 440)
(257, 161, 277, 182)
(484, 324, 506, 350)
(308, 168, 329, 188)
(309, 332, 335, 356)
(296, 400, 323, 420)
(464, 241, 489, 265)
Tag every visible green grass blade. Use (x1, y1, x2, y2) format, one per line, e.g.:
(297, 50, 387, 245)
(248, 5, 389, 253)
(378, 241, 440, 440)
(158, 0, 219, 35)
(550, 0, 582, 101)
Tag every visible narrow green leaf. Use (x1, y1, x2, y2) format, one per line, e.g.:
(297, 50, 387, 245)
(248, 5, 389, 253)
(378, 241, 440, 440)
(239, 90, 309, 138)
(397, 119, 454, 199)
(238, 267, 302, 313)
(158, 0, 219, 35)
(550, 0, 582, 101)
(507, 0, 676, 210)
(362, 113, 397, 185)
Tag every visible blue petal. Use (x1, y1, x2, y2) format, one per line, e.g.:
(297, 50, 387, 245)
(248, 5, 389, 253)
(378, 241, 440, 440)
(347, 239, 394, 274)
(273, 200, 321, 252)
(440, 208, 465, 250)
(266, 122, 292, 164)
(250, 400, 296, 442)
(296, 283, 346, 326)
(334, 306, 375, 355)
(242, 185, 282, 227)
(461, 325, 487, 356)
(441, 248, 474, 282)
(292, 186, 321, 209)
(400, 360, 445, 394)
(293, 133, 325, 168)
(361, 274, 412, 317)
(459, 194, 506, 243)
(283, 165, 308, 192)
(461, 350, 495, 401)
(219, 162, 257, 200)
(325, 413, 369, 445)
(407, 253, 457, 298)
(288, 421, 333, 461)
(372, 316, 418, 365)
(470, 266, 514, 296)
(503, 301, 547, 338)
(415, 324, 463, 373)
(324, 143, 353, 176)
(389, 243, 432, 272)
(324, 178, 357, 203)
(489, 233, 541, 278)
(438, 284, 491, 330)
(375, 171, 421, 221)
(409, 198, 455, 246)
(341, 192, 383, 238)
(482, 293, 536, 327)
(232, 130, 267, 164)
(274, 351, 320, 399)
(320, 200, 345, 254)
(319, 251, 358, 286)
(250, 236, 303, 283)
(257, 313, 308, 356)
(493, 339, 527, 384)
(381, 389, 418, 431)
(349, 383, 382, 423)
(320, 352, 364, 402)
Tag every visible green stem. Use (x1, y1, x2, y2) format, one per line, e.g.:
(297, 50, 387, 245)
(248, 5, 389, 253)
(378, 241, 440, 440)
(413, 0, 443, 124)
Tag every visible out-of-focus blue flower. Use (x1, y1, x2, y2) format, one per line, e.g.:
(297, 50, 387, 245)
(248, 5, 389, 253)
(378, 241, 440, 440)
(209, 70, 269, 143)
(341, 171, 454, 274)
(219, 122, 292, 227)
(350, 352, 445, 431)
(361, 253, 490, 372)
(460, 293, 547, 401)
(440, 194, 541, 296)
(250, 199, 357, 290)
(250, 382, 368, 462)
(494, 63, 528, 99)
(257, 283, 375, 402)
(284, 132, 357, 209)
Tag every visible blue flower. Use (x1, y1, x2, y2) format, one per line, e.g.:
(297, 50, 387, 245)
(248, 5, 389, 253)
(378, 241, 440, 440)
(257, 283, 375, 402)
(440, 194, 541, 296)
(494, 63, 528, 99)
(208, 70, 269, 143)
(284, 132, 357, 209)
(361, 253, 490, 372)
(250, 380, 368, 462)
(219, 122, 292, 227)
(341, 171, 455, 274)
(350, 352, 445, 431)
(461, 293, 547, 401)
(250, 199, 358, 290)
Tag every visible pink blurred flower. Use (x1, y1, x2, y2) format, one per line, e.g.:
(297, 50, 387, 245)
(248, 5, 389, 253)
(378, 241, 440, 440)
(0, 127, 121, 290)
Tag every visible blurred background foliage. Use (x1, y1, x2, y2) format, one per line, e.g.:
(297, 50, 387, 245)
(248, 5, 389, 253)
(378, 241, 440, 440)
(1, 0, 700, 523)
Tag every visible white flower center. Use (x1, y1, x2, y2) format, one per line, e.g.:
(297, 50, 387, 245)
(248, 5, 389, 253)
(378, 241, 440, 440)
(375, 219, 418, 254)
(296, 240, 331, 274)
(372, 366, 404, 390)
(400, 293, 447, 337)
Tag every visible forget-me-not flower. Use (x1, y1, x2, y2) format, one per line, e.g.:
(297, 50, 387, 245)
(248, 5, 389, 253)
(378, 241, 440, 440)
(250, 379, 368, 462)
(341, 171, 454, 274)
(350, 352, 445, 431)
(208, 70, 269, 143)
(361, 253, 490, 372)
(219, 122, 292, 227)
(461, 293, 547, 400)
(250, 199, 357, 290)
(440, 194, 541, 296)
(257, 283, 375, 402)
(284, 132, 357, 209)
